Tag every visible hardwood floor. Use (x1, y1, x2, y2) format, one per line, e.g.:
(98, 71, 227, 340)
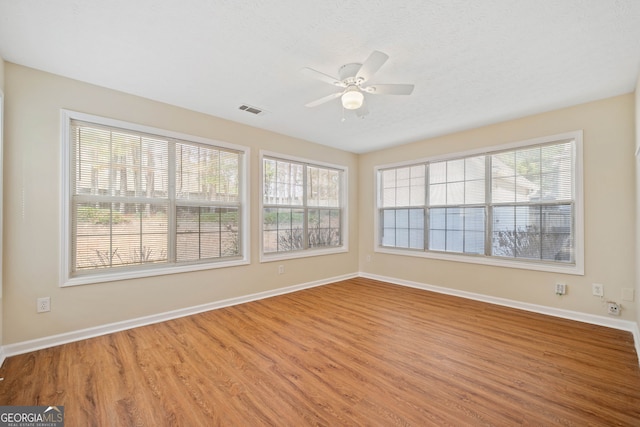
(2, 277, 640, 426)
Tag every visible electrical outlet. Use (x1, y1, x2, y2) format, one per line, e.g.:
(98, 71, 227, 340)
(37, 297, 50, 313)
(592, 283, 604, 297)
(607, 302, 620, 316)
(366, 254, 371, 262)
(555, 283, 566, 295)
(278, 265, 285, 275)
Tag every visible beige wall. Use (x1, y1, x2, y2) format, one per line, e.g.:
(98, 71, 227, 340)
(0, 56, 4, 348)
(0, 56, 4, 91)
(636, 73, 640, 329)
(3, 63, 359, 344)
(359, 94, 637, 321)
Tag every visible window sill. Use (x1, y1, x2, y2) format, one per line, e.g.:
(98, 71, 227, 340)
(61, 258, 250, 287)
(260, 246, 348, 263)
(374, 246, 584, 275)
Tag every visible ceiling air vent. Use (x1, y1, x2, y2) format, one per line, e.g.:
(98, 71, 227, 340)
(238, 104, 265, 115)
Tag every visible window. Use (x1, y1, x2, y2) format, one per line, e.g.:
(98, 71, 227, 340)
(428, 156, 486, 255)
(376, 132, 583, 274)
(61, 110, 248, 286)
(261, 153, 346, 259)
(381, 165, 425, 249)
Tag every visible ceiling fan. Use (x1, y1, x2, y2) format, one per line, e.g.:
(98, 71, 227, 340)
(302, 50, 414, 117)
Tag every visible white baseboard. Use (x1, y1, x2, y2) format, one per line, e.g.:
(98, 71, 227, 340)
(360, 272, 640, 356)
(0, 273, 357, 362)
(632, 323, 640, 365)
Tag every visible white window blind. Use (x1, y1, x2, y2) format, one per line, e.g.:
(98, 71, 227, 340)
(64, 112, 247, 285)
(376, 133, 581, 273)
(174, 143, 240, 262)
(490, 142, 574, 261)
(380, 165, 425, 249)
(428, 156, 486, 254)
(262, 155, 344, 255)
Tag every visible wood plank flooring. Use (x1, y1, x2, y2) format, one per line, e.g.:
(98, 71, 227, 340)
(1, 277, 640, 426)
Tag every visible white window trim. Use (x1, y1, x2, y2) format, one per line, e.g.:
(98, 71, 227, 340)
(259, 150, 349, 263)
(60, 110, 250, 287)
(373, 130, 584, 275)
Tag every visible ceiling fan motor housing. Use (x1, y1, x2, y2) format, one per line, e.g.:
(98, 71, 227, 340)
(338, 63, 363, 83)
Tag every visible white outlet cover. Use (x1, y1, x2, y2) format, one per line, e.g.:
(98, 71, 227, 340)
(37, 297, 51, 313)
(607, 302, 620, 316)
(592, 283, 604, 297)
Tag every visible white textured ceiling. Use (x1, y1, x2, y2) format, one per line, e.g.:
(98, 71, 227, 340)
(1, 1, 639, 153)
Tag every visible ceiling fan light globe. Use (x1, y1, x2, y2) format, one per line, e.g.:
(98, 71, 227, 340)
(341, 90, 364, 110)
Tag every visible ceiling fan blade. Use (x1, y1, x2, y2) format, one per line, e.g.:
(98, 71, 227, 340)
(355, 51, 389, 82)
(305, 91, 342, 108)
(301, 67, 345, 87)
(363, 83, 414, 95)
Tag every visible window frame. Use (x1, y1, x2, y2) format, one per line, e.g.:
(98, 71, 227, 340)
(374, 131, 584, 275)
(259, 150, 348, 262)
(60, 110, 250, 287)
